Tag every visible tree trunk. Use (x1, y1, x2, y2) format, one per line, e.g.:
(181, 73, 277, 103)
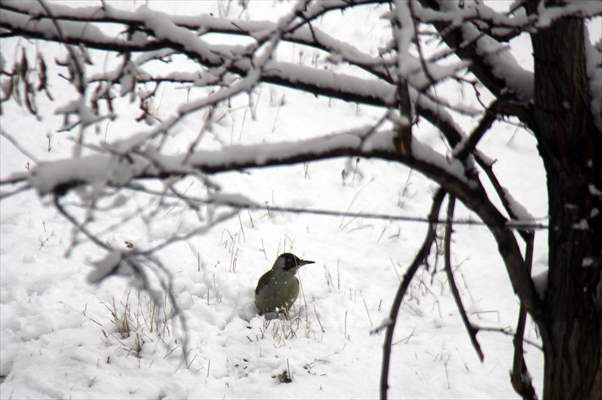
(526, 1, 602, 398)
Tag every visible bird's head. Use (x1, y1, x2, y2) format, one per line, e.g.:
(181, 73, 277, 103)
(273, 252, 314, 273)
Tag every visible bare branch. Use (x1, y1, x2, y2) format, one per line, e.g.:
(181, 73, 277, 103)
(453, 100, 500, 163)
(444, 195, 484, 362)
(391, 0, 414, 156)
(380, 188, 446, 400)
(510, 233, 538, 400)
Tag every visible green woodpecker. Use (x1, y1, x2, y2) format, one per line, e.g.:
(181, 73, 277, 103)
(255, 253, 314, 316)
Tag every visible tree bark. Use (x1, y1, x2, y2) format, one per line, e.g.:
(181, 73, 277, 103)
(526, 1, 602, 398)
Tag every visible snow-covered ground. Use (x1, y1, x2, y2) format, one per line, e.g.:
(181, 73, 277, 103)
(0, 1, 553, 398)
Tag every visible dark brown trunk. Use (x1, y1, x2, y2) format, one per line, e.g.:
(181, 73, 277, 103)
(526, 1, 602, 398)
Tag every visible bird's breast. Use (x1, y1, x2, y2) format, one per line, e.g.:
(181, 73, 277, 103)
(255, 271, 300, 314)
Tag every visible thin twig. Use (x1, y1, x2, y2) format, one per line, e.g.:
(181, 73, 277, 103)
(124, 183, 549, 230)
(53, 194, 113, 252)
(0, 127, 38, 162)
(0, 182, 32, 200)
(477, 325, 542, 351)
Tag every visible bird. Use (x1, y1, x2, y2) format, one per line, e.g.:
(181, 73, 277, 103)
(255, 253, 315, 317)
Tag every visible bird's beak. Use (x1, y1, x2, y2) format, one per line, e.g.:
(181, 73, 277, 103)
(299, 259, 315, 266)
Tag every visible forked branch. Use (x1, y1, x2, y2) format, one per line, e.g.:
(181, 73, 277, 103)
(443, 195, 484, 362)
(380, 188, 446, 400)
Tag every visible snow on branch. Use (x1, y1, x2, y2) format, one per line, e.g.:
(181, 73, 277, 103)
(535, 2, 602, 28)
(437, 3, 533, 101)
(26, 126, 476, 204)
(1, 1, 387, 80)
(3, 11, 397, 109)
(28, 128, 393, 196)
(0, 7, 124, 50)
(462, 24, 533, 100)
(1, 0, 381, 38)
(415, 0, 534, 101)
(585, 29, 602, 131)
(419, 0, 600, 104)
(2, 1, 469, 111)
(415, 1, 601, 31)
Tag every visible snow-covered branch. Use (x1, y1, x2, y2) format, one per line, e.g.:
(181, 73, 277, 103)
(417, 0, 534, 101)
(1, 2, 472, 114)
(25, 126, 481, 201)
(0, 2, 387, 79)
(27, 128, 393, 196)
(414, 1, 601, 32)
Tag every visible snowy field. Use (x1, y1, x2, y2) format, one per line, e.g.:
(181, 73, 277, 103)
(0, 1, 561, 398)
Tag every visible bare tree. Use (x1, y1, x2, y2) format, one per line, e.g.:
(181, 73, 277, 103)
(0, 1, 600, 398)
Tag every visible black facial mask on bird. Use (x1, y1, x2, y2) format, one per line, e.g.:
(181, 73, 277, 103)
(282, 253, 314, 271)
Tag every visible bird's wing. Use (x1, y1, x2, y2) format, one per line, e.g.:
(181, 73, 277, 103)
(255, 270, 272, 294)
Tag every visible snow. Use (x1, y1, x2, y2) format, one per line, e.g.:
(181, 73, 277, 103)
(589, 184, 602, 197)
(29, 155, 145, 195)
(584, 29, 602, 131)
(572, 219, 590, 230)
(87, 251, 125, 284)
(414, 1, 530, 28)
(55, 98, 99, 128)
(0, 1, 551, 399)
(430, 1, 534, 101)
(532, 270, 548, 299)
(461, 24, 533, 101)
(411, 139, 471, 184)
(0, 7, 114, 47)
(502, 188, 536, 225)
(137, 6, 223, 66)
(27, 128, 396, 196)
(393, 0, 414, 77)
(537, 2, 602, 28)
